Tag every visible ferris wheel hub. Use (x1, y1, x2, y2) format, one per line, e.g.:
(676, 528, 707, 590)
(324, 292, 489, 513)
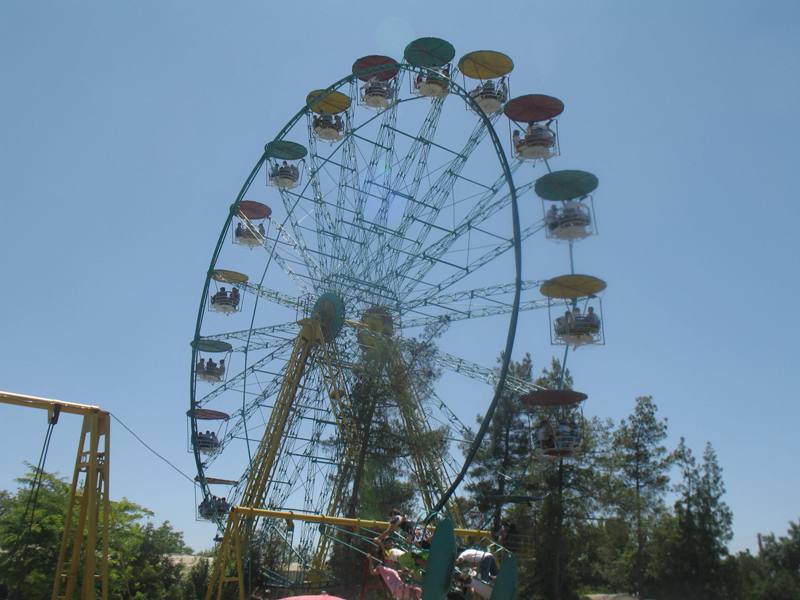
(312, 292, 346, 343)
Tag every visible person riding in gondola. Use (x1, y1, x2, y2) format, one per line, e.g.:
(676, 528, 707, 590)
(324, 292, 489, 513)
(368, 553, 422, 600)
(376, 508, 414, 544)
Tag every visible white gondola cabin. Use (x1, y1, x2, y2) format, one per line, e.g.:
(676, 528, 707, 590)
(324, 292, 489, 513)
(198, 495, 231, 520)
(191, 338, 232, 384)
(459, 50, 514, 115)
(535, 419, 582, 458)
(413, 69, 450, 98)
(208, 269, 247, 315)
(522, 390, 588, 460)
(186, 406, 230, 456)
(233, 200, 271, 248)
(405, 37, 455, 99)
(265, 140, 307, 190)
(307, 89, 351, 142)
(504, 94, 564, 161)
(540, 274, 606, 347)
(352, 55, 399, 110)
(536, 170, 599, 242)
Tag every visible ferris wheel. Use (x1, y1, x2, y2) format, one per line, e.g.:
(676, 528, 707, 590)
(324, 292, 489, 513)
(188, 37, 605, 592)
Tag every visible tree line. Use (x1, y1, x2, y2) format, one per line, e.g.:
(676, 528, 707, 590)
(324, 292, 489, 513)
(0, 468, 213, 600)
(460, 353, 799, 600)
(1, 353, 798, 599)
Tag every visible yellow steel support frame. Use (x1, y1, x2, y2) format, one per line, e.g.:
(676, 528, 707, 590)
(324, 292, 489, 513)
(231, 507, 489, 539)
(206, 319, 322, 600)
(308, 340, 363, 575)
(387, 347, 465, 527)
(0, 391, 110, 600)
(206, 316, 474, 599)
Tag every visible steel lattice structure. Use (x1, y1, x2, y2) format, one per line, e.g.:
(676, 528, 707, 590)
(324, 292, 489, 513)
(187, 40, 589, 595)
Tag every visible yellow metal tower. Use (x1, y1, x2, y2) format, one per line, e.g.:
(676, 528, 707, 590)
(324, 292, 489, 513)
(0, 391, 110, 600)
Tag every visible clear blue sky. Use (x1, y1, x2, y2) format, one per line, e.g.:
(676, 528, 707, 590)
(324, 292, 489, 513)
(1, 0, 798, 554)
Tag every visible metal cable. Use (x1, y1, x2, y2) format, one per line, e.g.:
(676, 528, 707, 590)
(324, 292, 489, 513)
(111, 413, 197, 486)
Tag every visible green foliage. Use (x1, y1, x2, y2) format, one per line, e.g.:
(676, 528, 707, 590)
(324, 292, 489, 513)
(458, 352, 800, 600)
(608, 395, 673, 596)
(0, 466, 195, 600)
(0, 469, 70, 598)
(464, 353, 533, 531)
(724, 519, 800, 600)
(651, 440, 733, 600)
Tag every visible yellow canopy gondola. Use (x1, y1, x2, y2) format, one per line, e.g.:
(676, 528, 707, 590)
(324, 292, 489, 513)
(211, 269, 248, 285)
(458, 50, 514, 80)
(306, 89, 351, 115)
(540, 274, 606, 299)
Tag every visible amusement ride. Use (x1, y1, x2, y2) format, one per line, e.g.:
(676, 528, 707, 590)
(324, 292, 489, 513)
(187, 37, 606, 598)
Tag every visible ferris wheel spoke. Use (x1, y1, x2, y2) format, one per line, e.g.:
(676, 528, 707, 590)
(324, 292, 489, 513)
(204, 371, 290, 466)
(404, 280, 541, 311)
(272, 216, 324, 286)
(305, 121, 335, 275)
(332, 127, 360, 275)
(382, 116, 496, 282)
(370, 98, 446, 271)
(401, 297, 550, 329)
(203, 323, 298, 349)
(388, 345, 462, 518)
(408, 219, 547, 303)
(195, 343, 295, 408)
(429, 346, 544, 396)
(347, 104, 399, 267)
(396, 168, 530, 297)
(241, 282, 302, 310)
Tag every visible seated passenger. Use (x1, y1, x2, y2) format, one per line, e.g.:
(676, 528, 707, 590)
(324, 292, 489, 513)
(376, 509, 414, 544)
(269, 164, 278, 177)
(258, 223, 266, 235)
(230, 288, 240, 307)
(442, 64, 450, 78)
(556, 422, 578, 449)
(455, 548, 497, 581)
(537, 423, 555, 449)
(545, 205, 559, 230)
(334, 114, 343, 129)
(494, 519, 514, 547)
(554, 312, 568, 335)
(235, 223, 243, 237)
(206, 358, 217, 372)
(217, 358, 226, 377)
(586, 306, 600, 330)
(497, 76, 507, 100)
(368, 554, 422, 600)
(212, 287, 229, 305)
(196, 358, 205, 371)
(512, 130, 524, 152)
(379, 539, 425, 582)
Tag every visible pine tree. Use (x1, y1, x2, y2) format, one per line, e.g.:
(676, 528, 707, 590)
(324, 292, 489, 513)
(611, 395, 672, 596)
(463, 352, 533, 532)
(654, 439, 733, 600)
